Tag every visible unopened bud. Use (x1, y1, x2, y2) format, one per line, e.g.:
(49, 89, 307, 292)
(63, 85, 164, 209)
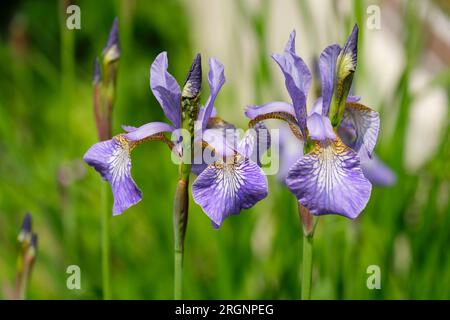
(28, 233, 38, 258)
(182, 53, 201, 99)
(18, 213, 32, 243)
(102, 18, 120, 65)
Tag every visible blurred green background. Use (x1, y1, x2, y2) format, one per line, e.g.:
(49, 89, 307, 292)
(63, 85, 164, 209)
(0, 0, 449, 299)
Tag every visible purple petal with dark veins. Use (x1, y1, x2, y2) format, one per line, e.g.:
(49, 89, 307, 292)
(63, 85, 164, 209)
(150, 52, 181, 127)
(339, 103, 379, 160)
(192, 154, 268, 228)
(84, 138, 142, 215)
(286, 137, 371, 219)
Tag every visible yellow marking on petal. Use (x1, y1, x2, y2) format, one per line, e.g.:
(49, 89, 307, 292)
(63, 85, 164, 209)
(116, 133, 175, 154)
(345, 102, 375, 113)
(207, 117, 235, 130)
(248, 111, 304, 141)
(337, 52, 355, 79)
(307, 135, 350, 157)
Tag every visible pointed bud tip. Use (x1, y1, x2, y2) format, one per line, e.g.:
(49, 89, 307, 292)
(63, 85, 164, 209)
(340, 23, 359, 71)
(182, 53, 202, 98)
(18, 213, 32, 243)
(30, 233, 38, 250)
(21, 213, 32, 234)
(346, 23, 359, 49)
(103, 18, 120, 63)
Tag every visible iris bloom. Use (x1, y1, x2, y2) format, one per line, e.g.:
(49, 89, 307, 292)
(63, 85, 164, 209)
(192, 116, 269, 228)
(246, 25, 389, 219)
(278, 124, 396, 187)
(84, 53, 267, 227)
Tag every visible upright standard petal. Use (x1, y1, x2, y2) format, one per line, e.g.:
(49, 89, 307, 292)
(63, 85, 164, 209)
(202, 117, 239, 159)
(238, 122, 271, 166)
(286, 137, 371, 219)
(310, 97, 323, 115)
(192, 154, 268, 228)
(284, 30, 296, 53)
(307, 113, 336, 141)
(150, 52, 182, 128)
(198, 58, 226, 130)
(193, 117, 238, 175)
(272, 31, 311, 135)
(84, 137, 142, 215)
(319, 44, 341, 116)
(339, 102, 379, 160)
(278, 124, 304, 182)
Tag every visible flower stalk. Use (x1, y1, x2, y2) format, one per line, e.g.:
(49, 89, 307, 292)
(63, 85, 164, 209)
(173, 175, 189, 300)
(172, 54, 201, 299)
(93, 18, 120, 299)
(299, 204, 315, 300)
(16, 213, 38, 300)
(301, 232, 313, 300)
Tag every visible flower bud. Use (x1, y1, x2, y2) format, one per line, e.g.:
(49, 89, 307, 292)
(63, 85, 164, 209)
(182, 53, 202, 99)
(18, 213, 32, 244)
(102, 18, 120, 65)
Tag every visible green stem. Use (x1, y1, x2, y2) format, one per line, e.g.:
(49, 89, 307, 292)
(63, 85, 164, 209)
(173, 172, 189, 300)
(301, 234, 313, 300)
(17, 257, 28, 300)
(174, 248, 183, 300)
(298, 203, 315, 300)
(101, 181, 111, 299)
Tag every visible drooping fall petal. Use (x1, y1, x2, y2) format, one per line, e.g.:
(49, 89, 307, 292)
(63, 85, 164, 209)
(192, 154, 268, 228)
(286, 137, 371, 219)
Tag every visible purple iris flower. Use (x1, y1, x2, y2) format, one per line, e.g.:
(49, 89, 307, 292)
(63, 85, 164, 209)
(192, 118, 269, 228)
(246, 25, 391, 219)
(84, 53, 268, 227)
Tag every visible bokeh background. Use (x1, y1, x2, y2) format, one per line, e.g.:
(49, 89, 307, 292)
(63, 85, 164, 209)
(0, 0, 449, 299)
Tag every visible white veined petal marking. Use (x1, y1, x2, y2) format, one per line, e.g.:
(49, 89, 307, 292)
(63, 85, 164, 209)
(313, 139, 354, 210)
(108, 135, 132, 185)
(212, 154, 246, 200)
(286, 136, 371, 218)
